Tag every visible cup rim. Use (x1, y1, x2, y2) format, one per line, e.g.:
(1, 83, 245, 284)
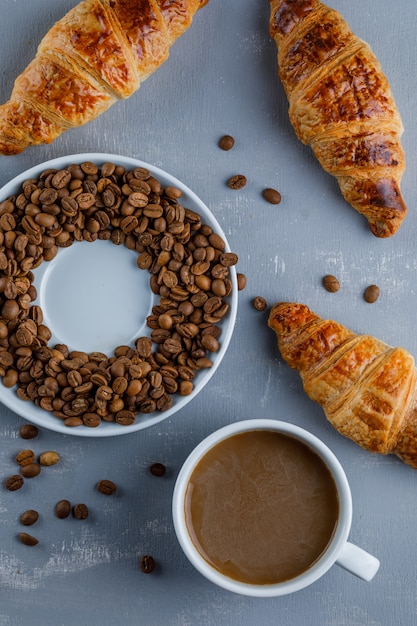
(172, 419, 353, 597)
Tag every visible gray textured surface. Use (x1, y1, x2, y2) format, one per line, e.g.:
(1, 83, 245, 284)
(1, 1, 417, 624)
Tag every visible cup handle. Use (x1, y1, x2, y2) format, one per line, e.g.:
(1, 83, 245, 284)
(335, 541, 380, 582)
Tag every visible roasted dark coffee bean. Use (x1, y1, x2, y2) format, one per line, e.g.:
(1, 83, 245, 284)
(140, 555, 155, 573)
(39, 188, 59, 206)
(20, 509, 39, 526)
(115, 410, 136, 425)
(51, 169, 72, 189)
(179, 381, 193, 396)
(55, 499, 71, 519)
(237, 273, 247, 291)
(21, 463, 41, 478)
(322, 274, 341, 293)
(5, 474, 24, 491)
(201, 334, 220, 352)
(16, 449, 35, 467)
(262, 187, 282, 205)
(253, 296, 268, 311)
(18, 532, 39, 546)
(218, 135, 235, 151)
(64, 417, 83, 427)
(364, 284, 380, 303)
(150, 462, 166, 477)
(227, 175, 247, 190)
(19, 424, 39, 439)
(97, 479, 117, 495)
(80, 161, 98, 175)
(219, 252, 238, 267)
(73, 503, 89, 520)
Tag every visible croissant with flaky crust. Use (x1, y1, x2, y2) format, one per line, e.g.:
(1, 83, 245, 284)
(0, 0, 208, 155)
(268, 302, 417, 469)
(269, 0, 407, 237)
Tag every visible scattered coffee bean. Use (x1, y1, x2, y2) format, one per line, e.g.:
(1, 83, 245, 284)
(15, 449, 35, 467)
(227, 174, 247, 190)
(237, 273, 247, 291)
(364, 284, 380, 303)
(253, 296, 268, 311)
(73, 503, 89, 520)
(150, 462, 166, 477)
(218, 135, 235, 151)
(20, 509, 39, 526)
(39, 451, 60, 466)
(18, 532, 38, 546)
(262, 188, 282, 205)
(322, 274, 341, 293)
(55, 499, 71, 519)
(140, 555, 155, 573)
(20, 463, 41, 479)
(97, 479, 117, 496)
(5, 475, 24, 491)
(19, 424, 39, 440)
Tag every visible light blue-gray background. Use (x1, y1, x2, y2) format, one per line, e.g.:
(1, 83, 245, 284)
(1, 1, 416, 624)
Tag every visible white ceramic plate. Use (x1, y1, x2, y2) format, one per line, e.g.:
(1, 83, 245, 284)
(0, 153, 238, 436)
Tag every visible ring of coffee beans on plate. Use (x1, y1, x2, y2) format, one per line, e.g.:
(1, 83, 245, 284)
(0, 161, 240, 428)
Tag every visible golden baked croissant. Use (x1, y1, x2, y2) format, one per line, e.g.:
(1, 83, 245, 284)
(268, 302, 417, 469)
(0, 0, 208, 155)
(269, 0, 407, 237)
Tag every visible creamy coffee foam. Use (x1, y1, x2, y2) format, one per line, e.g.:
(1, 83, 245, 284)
(184, 430, 339, 585)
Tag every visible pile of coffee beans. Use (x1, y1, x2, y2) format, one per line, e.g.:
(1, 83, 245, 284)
(0, 161, 240, 428)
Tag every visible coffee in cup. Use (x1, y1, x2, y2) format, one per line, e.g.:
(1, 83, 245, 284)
(172, 419, 380, 596)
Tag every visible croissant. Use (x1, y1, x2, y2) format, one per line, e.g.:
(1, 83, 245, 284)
(268, 302, 417, 469)
(269, 0, 407, 237)
(0, 0, 208, 155)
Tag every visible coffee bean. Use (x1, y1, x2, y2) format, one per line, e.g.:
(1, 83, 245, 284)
(20, 463, 41, 478)
(227, 174, 247, 190)
(55, 499, 71, 519)
(20, 509, 39, 526)
(262, 188, 282, 204)
(80, 161, 98, 175)
(218, 135, 235, 151)
(39, 451, 60, 466)
(73, 503, 89, 519)
(165, 186, 182, 200)
(64, 417, 83, 428)
(82, 412, 101, 428)
(364, 284, 380, 303)
(237, 273, 247, 291)
(16, 449, 35, 467)
(18, 532, 38, 546)
(179, 381, 194, 396)
(253, 296, 268, 311)
(19, 424, 39, 439)
(140, 555, 155, 573)
(97, 479, 117, 495)
(322, 274, 341, 293)
(150, 463, 166, 477)
(5, 475, 24, 491)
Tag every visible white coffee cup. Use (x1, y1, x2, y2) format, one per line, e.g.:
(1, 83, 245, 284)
(172, 419, 380, 597)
